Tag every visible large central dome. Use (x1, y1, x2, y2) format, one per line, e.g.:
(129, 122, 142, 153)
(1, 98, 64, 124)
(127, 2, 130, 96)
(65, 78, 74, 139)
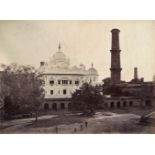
(49, 44, 70, 69)
(53, 51, 66, 61)
(52, 44, 67, 62)
(38, 44, 98, 79)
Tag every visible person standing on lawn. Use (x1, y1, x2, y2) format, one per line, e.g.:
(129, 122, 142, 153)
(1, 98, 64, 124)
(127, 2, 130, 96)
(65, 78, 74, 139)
(85, 121, 88, 128)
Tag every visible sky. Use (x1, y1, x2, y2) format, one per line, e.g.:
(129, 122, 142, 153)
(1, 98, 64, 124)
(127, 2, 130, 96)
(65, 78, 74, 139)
(0, 20, 155, 82)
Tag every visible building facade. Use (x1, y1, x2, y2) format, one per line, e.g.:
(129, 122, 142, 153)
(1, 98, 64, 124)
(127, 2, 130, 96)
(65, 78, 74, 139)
(38, 44, 99, 110)
(102, 28, 155, 108)
(103, 96, 142, 109)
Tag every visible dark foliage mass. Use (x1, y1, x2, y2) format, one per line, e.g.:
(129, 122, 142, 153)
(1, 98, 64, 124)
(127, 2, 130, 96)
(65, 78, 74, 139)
(103, 85, 132, 97)
(0, 63, 44, 120)
(71, 83, 103, 114)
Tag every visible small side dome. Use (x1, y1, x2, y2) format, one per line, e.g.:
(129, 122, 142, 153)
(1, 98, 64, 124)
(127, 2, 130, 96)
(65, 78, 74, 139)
(88, 63, 98, 75)
(79, 63, 86, 70)
(72, 65, 78, 70)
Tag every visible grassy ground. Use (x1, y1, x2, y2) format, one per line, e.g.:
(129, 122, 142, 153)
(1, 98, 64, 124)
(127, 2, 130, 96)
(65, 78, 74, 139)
(27, 114, 83, 128)
(0, 107, 155, 134)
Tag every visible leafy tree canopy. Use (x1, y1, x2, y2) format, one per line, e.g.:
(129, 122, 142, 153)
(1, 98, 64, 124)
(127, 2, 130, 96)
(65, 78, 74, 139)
(0, 63, 44, 118)
(71, 83, 103, 114)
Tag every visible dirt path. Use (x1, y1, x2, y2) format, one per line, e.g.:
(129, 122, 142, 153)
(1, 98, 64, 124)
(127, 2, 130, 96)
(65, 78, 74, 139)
(0, 115, 57, 132)
(1, 112, 146, 133)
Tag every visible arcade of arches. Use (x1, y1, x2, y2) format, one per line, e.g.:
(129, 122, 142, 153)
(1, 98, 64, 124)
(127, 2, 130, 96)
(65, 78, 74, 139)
(103, 98, 151, 108)
(43, 102, 71, 110)
(104, 100, 134, 108)
(43, 99, 152, 110)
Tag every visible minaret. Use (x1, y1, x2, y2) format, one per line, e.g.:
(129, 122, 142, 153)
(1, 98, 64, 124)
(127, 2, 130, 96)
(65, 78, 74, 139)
(134, 67, 138, 80)
(110, 29, 122, 85)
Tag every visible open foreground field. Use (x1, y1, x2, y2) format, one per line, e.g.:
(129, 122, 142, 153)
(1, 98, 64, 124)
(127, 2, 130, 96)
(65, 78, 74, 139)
(0, 107, 155, 134)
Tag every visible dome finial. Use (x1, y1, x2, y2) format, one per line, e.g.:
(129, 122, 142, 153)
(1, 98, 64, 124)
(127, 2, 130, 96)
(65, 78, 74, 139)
(58, 43, 61, 51)
(91, 63, 94, 68)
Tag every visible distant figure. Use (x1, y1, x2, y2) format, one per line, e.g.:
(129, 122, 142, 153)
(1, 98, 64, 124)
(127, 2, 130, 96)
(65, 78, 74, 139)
(74, 128, 77, 133)
(85, 121, 88, 128)
(55, 125, 58, 133)
(80, 124, 83, 131)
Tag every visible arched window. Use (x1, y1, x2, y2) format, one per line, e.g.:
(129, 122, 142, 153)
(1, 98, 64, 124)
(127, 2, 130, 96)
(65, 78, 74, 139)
(75, 80, 79, 85)
(49, 80, 54, 85)
(50, 90, 54, 95)
(63, 89, 67, 95)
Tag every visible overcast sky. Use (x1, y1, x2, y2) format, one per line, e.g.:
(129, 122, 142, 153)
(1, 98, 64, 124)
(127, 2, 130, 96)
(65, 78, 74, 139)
(0, 20, 155, 82)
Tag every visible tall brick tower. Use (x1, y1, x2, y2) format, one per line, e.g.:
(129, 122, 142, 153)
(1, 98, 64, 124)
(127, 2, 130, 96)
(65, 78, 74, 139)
(134, 67, 138, 80)
(110, 29, 122, 85)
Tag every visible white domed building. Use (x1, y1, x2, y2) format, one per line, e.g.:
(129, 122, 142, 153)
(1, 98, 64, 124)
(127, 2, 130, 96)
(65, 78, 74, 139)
(38, 44, 99, 110)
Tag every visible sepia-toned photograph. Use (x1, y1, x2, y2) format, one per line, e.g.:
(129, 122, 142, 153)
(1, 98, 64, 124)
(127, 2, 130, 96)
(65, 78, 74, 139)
(0, 20, 155, 134)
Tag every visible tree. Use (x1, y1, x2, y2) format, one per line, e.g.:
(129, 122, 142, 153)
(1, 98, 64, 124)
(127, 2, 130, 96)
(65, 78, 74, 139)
(71, 83, 103, 115)
(1, 63, 44, 121)
(3, 96, 15, 116)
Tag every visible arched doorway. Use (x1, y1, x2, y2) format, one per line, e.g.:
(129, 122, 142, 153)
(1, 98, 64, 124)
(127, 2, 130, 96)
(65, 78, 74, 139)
(117, 102, 120, 108)
(68, 103, 71, 110)
(111, 102, 114, 108)
(52, 103, 57, 111)
(104, 103, 108, 108)
(60, 103, 65, 109)
(129, 101, 133, 107)
(123, 101, 127, 107)
(44, 103, 49, 110)
(145, 100, 151, 106)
